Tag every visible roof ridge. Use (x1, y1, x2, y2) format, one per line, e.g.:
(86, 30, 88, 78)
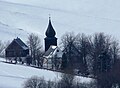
(14, 38, 28, 50)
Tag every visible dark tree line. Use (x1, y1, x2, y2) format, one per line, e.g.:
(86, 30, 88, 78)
(61, 32, 91, 75)
(60, 32, 120, 88)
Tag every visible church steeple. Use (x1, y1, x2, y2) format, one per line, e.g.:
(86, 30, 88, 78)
(44, 17, 57, 51)
(45, 17, 56, 37)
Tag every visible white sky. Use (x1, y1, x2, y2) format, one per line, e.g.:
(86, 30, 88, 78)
(0, 0, 120, 43)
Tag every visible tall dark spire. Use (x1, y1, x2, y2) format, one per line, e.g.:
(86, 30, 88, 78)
(44, 16, 57, 51)
(45, 17, 56, 37)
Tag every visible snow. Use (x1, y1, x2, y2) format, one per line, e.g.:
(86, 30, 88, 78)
(51, 45, 57, 49)
(0, 0, 120, 42)
(0, 58, 93, 88)
(22, 46, 29, 50)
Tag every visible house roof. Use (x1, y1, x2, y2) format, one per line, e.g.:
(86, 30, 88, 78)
(14, 37, 28, 50)
(6, 37, 28, 50)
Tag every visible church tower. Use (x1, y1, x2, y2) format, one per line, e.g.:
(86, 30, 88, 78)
(44, 17, 57, 51)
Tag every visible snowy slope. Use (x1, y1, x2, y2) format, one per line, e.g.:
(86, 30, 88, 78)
(0, 0, 120, 42)
(0, 58, 93, 88)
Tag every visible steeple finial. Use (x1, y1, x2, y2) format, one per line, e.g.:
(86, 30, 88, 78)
(49, 14, 51, 21)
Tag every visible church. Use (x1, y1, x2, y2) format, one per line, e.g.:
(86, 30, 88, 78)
(5, 17, 63, 69)
(43, 17, 63, 69)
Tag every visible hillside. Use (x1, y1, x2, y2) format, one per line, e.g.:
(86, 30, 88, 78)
(0, 58, 93, 88)
(0, 0, 120, 42)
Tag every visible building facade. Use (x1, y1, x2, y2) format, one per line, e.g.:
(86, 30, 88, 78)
(5, 37, 29, 62)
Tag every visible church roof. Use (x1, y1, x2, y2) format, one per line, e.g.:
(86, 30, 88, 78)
(44, 45, 63, 58)
(44, 45, 57, 57)
(45, 17, 56, 37)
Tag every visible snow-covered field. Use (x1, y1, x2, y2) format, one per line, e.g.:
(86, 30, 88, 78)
(0, 0, 120, 42)
(0, 58, 93, 88)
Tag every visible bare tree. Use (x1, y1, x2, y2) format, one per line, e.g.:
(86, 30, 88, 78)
(107, 40, 120, 88)
(36, 50, 44, 67)
(27, 33, 43, 66)
(91, 33, 111, 75)
(0, 40, 10, 58)
(23, 76, 47, 88)
(75, 33, 92, 75)
(60, 32, 77, 71)
(0, 40, 5, 57)
(61, 32, 90, 75)
(90, 33, 120, 88)
(58, 73, 74, 88)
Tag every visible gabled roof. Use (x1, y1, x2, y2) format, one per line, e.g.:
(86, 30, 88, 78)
(14, 37, 28, 50)
(44, 45, 63, 58)
(44, 46, 57, 56)
(6, 37, 28, 50)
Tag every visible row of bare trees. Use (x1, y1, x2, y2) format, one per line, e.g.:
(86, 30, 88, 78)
(60, 32, 120, 88)
(23, 73, 95, 88)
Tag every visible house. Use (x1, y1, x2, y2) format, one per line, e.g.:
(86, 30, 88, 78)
(5, 37, 29, 63)
(43, 45, 63, 69)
